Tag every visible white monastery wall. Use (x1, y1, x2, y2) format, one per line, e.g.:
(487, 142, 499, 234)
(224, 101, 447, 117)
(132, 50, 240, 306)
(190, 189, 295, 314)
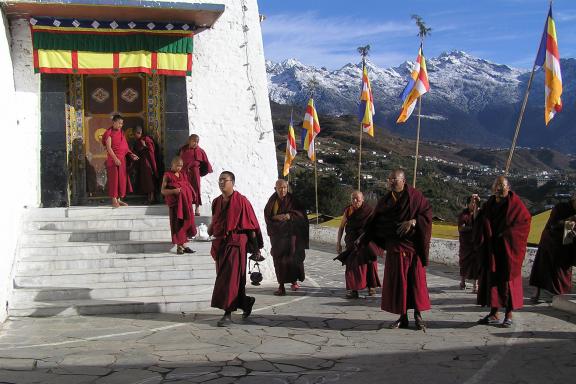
(0, 13, 39, 322)
(183, 0, 278, 277)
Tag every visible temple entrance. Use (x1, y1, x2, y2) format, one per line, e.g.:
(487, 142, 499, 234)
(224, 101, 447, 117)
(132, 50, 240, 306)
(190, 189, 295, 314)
(66, 74, 165, 205)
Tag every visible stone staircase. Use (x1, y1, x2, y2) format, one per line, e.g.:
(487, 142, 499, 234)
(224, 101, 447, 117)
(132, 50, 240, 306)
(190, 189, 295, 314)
(9, 206, 215, 317)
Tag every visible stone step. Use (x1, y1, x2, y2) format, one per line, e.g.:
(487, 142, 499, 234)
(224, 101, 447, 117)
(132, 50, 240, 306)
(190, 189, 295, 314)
(21, 228, 173, 243)
(26, 215, 211, 231)
(19, 240, 182, 257)
(11, 279, 214, 302)
(16, 253, 211, 272)
(8, 293, 213, 317)
(552, 294, 576, 315)
(14, 263, 215, 286)
(23, 205, 170, 219)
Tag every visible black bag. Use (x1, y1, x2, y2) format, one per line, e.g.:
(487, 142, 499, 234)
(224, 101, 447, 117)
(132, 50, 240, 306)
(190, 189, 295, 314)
(249, 260, 263, 286)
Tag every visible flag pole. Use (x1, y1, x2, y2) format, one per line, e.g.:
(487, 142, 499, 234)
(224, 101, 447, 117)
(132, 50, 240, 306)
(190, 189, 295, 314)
(413, 96, 422, 187)
(314, 148, 319, 225)
(358, 60, 365, 191)
(505, 63, 538, 175)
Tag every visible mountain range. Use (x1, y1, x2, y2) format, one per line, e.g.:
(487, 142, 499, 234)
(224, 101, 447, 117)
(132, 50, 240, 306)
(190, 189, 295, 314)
(266, 51, 576, 153)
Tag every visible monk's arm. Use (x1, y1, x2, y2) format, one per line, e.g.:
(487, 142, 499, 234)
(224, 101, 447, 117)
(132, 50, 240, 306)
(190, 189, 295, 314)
(160, 176, 179, 196)
(105, 136, 121, 166)
(336, 211, 348, 253)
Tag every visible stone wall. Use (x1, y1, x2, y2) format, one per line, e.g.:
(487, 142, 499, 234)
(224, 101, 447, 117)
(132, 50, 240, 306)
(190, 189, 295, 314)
(310, 225, 554, 280)
(0, 12, 35, 323)
(0, 0, 279, 317)
(183, 0, 277, 278)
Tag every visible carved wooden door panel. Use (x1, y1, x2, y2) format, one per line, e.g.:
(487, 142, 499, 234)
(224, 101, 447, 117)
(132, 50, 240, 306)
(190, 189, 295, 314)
(83, 75, 145, 198)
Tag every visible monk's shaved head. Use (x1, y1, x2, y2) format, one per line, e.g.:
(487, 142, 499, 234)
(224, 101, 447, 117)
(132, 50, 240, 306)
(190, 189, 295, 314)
(275, 179, 288, 188)
(275, 179, 289, 198)
(387, 169, 406, 193)
(492, 176, 510, 200)
(351, 190, 364, 208)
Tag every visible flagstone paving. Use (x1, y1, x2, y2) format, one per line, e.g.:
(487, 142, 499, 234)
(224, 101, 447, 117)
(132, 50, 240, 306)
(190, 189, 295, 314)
(0, 242, 574, 384)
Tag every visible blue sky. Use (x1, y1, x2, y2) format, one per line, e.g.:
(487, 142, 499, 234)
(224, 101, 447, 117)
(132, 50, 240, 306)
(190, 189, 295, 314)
(258, 0, 576, 70)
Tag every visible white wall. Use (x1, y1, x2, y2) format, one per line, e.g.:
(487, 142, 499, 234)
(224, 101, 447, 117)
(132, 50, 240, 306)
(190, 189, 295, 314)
(2, 0, 279, 298)
(185, 0, 278, 278)
(0, 12, 39, 323)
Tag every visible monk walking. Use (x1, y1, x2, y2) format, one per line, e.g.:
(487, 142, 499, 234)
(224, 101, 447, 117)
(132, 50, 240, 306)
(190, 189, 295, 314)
(102, 114, 138, 208)
(457, 194, 481, 292)
(475, 176, 531, 328)
(336, 190, 381, 299)
(264, 179, 309, 296)
(529, 194, 576, 303)
(133, 126, 158, 204)
(179, 134, 213, 216)
(209, 171, 262, 327)
(360, 169, 432, 331)
(161, 157, 196, 255)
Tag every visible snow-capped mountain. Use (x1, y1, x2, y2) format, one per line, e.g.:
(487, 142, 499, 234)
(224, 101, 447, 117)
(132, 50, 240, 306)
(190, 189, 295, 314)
(266, 51, 576, 153)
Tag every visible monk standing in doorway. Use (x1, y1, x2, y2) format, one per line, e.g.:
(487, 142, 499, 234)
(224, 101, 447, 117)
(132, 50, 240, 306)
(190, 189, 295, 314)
(179, 134, 213, 216)
(102, 114, 139, 208)
(133, 126, 158, 204)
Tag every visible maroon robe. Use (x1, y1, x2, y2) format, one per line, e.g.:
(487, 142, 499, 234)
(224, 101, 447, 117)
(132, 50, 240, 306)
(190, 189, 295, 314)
(102, 128, 133, 198)
(529, 201, 576, 295)
(264, 192, 309, 284)
(342, 204, 381, 290)
(209, 191, 263, 312)
(163, 171, 197, 245)
(364, 185, 432, 314)
(133, 136, 158, 194)
(179, 145, 213, 206)
(458, 208, 481, 280)
(476, 192, 531, 310)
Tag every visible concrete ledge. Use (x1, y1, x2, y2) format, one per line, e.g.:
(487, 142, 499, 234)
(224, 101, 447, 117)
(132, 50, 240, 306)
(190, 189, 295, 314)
(310, 224, 542, 278)
(552, 294, 576, 315)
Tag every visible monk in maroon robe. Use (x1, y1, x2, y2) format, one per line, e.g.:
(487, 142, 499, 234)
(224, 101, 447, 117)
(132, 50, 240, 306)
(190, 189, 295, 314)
(361, 169, 432, 331)
(102, 114, 138, 208)
(264, 179, 309, 296)
(529, 196, 576, 302)
(475, 176, 531, 328)
(209, 171, 263, 327)
(161, 157, 196, 255)
(336, 191, 381, 299)
(179, 134, 213, 216)
(458, 194, 481, 292)
(133, 126, 158, 204)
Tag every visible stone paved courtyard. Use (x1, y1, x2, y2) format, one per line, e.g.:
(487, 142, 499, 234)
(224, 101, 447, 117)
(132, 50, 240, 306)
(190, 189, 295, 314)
(0, 242, 574, 384)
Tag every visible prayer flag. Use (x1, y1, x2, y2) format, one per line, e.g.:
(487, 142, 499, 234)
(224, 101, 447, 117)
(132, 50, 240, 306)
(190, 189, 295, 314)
(283, 116, 297, 176)
(535, 5, 562, 126)
(302, 98, 321, 161)
(358, 63, 375, 136)
(397, 45, 430, 123)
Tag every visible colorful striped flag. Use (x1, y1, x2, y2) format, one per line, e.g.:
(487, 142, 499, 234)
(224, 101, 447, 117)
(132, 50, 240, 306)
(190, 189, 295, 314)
(535, 5, 562, 126)
(302, 98, 321, 161)
(358, 63, 375, 136)
(282, 116, 297, 176)
(397, 44, 430, 123)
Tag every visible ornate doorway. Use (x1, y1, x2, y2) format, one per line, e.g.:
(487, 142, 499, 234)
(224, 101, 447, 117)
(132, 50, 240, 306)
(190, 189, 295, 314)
(66, 74, 165, 205)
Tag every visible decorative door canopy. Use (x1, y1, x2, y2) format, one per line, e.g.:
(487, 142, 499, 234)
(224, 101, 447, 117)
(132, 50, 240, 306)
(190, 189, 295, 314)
(2, 0, 225, 76)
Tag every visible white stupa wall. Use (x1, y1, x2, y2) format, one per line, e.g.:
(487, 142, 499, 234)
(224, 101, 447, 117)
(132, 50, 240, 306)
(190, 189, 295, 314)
(0, 13, 40, 323)
(0, 0, 279, 320)
(184, 0, 278, 277)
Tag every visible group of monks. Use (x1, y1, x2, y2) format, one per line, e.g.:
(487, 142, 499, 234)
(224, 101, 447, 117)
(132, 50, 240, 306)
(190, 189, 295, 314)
(457, 176, 576, 327)
(103, 117, 574, 329)
(102, 114, 212, 213)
